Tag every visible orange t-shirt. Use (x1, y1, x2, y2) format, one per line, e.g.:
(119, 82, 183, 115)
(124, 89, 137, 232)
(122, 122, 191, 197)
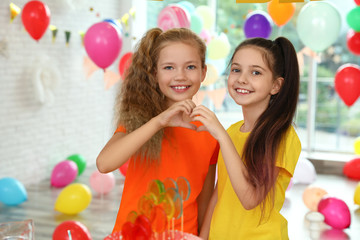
(112, 122, 219, 235)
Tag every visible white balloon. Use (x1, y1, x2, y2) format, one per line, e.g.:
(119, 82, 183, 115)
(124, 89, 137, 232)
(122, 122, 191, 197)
(293, 158, 317, 184)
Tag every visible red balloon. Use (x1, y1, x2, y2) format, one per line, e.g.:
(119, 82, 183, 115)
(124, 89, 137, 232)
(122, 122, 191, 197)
(355, 0, 360, 6)
(119, 160, 129, 176)
(334, 64, 360, 107)
(53, 221, 92, 240)
(21, 1, 51, 41)
(119, 52, 133, 78)
(343, 158, 360, 180)
(347, 29, 360, 55)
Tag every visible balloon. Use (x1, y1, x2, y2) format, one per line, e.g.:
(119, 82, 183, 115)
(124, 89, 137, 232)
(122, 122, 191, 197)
(195, 6, 215, 30)
(89, 170, 115, 194)
(103, 18, 123, 34)
(157, 5, 190, 31)
(346, 29, 360, 55)
(84, 22, 122, 70)
(207, 58, 227, 76)
(334, 64, 360, 107)
(293, 158, 317, 184)
(0, 177, 27, 206)
(356, 0, 360, 6)
(267, 0, 295, 27)
(21, 1, 51, 41)
(202, 64, 218, 86)
(244, 10, 273, 39)
(354, 182, 360, 205)
(67, 154, 86, 176)
(354, 137, 360, 155)
(302, 186, 328, 211)
(320, 229, 350, 240)
(52, 221, 92, 240)
(199, 29, 211, 44)
(318, 196, 351, 230)
(343, 158, 360, 180)
(347, 6, 360, 32)
(296, 1, 341, 52)
(55, 183, 92, 215)
(51, 160, 78, 188)
(176, 1, 195, 14)
(118, 52, 133, 79)
(207, 33, 231, 60)
(190, 13, 203, 34)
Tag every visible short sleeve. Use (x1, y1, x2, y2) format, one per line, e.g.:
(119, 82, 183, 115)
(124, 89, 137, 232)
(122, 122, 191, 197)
(210, 143, 220, 165)
(114, 125, 126, 134)
(276, 126, 301, 176)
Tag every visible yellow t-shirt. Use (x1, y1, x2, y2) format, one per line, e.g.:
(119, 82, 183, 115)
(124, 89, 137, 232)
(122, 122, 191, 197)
(209, 120, 301, 240)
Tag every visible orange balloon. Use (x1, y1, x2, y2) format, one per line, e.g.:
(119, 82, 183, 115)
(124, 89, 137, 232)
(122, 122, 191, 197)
(267, 0, 295, 27)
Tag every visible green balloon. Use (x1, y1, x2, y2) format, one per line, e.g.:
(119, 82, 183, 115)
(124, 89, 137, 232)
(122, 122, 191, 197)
(296, 2, 341, 52)
(67, 154, 86, 176)
(347, 6, 360, 32)
(190, 13, 203, 34)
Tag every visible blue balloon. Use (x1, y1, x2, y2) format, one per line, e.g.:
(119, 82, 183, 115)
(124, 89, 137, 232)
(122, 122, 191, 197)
(0, 177, 27, 206)
(103, 19, 123, 34)
(176, 1, 195, 14)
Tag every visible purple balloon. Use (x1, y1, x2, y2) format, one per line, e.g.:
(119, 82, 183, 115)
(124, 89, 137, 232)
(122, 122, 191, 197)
(244, 11, 272, 39)
(84, 22, 122, 70)
(51, 160, 78, 188)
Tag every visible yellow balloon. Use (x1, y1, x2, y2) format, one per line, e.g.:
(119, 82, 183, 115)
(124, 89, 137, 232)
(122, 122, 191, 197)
(355, 182, 360, 205)
(202, 64, 218, 86)
(55, 183, 92, 215)
(195, 5, 214, 30)
(354, 137, 360, 155)
(207, 34, 230, 60)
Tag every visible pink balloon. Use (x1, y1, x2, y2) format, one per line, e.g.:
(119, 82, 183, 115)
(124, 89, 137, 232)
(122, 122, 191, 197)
(318, 196, 351, 230)
(84, 22, 122, 70)
(157, 5, 190, 31)
(51, 160, 78, 188)
(199, 29, 211, 44)
(89, 170, 115, 194)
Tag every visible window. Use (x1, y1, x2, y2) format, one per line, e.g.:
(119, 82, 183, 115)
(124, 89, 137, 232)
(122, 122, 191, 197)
(146, 0, 360, 155)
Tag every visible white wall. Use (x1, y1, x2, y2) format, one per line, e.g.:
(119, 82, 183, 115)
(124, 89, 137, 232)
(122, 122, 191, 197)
(0, 0, 146, 186)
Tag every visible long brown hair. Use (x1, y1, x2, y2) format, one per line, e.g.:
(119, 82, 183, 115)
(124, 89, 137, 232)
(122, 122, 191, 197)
(114, 28, 206, 161)
(230, 37, 299, 220)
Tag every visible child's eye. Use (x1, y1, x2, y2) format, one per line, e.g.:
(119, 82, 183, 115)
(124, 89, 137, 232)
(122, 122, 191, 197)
(164, 66, 173, 70)
(231, 68, 240, 73)
(187, 65, 196, 70)
(252, 70, 261, 75)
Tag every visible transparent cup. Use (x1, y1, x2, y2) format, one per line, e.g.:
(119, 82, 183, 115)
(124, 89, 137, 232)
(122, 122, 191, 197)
(0, 219, 34, 240)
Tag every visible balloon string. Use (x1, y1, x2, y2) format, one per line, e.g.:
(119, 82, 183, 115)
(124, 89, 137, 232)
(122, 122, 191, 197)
(68, 230, 72, 240)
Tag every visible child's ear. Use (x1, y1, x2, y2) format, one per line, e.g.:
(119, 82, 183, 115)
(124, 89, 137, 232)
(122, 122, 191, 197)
(271, 77, 284, 95)
(201, 65, 207, 82)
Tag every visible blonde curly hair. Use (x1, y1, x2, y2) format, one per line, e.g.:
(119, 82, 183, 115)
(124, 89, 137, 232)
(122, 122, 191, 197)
(113, 27, 206, 162)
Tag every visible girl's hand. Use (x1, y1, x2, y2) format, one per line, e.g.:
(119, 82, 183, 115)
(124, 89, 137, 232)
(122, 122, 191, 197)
(158, 99, 197, 130)
(190, 105, 226, 140)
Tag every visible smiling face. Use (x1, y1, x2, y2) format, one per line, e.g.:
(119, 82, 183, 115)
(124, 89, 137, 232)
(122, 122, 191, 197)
(156, 42, 206, 107)
(228, 46, 282, 113)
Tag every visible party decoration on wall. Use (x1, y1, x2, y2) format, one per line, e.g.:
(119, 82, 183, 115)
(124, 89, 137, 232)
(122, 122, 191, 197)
(49, 25, 58, 43)
(354, 137, 360, 155)
(50, 160, 78, 188)
(119, 160, 130, 177)
(317, 196, 351, 230)
(89, 170, 115, 194)
(121, 13, 130, 28)
(346, 6, 360, 32)
(293, 158, 317, 184)
(302, 186, 328, 212)
(267, 0, 295, 27)
(79, 31, 85, 45)
(343, 158, 360, 180)
(0, 177, 27, 206)
(53, 221, 92, 240)
(157, 5, 190, 31)
(296, 1, 341, 52)
(104, 69, 121, 90)
(104, 18, 123, 35)
(67, 154, 86, 176)
(244, 10, 273, 39)
(21, 1, 51, 41)
(119, 52, 133, 78)
(355, 182, 360, 205)
(65, 31, 71, 46)
(55, 183, 92, 215)
(346, 29, 360, 56)
(83, 56, 99, 79)
(31, 56, 60, 105)
(9, 3, 21, 23)
(334, 63, 360, 107)
(84, 21, 123, 70)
